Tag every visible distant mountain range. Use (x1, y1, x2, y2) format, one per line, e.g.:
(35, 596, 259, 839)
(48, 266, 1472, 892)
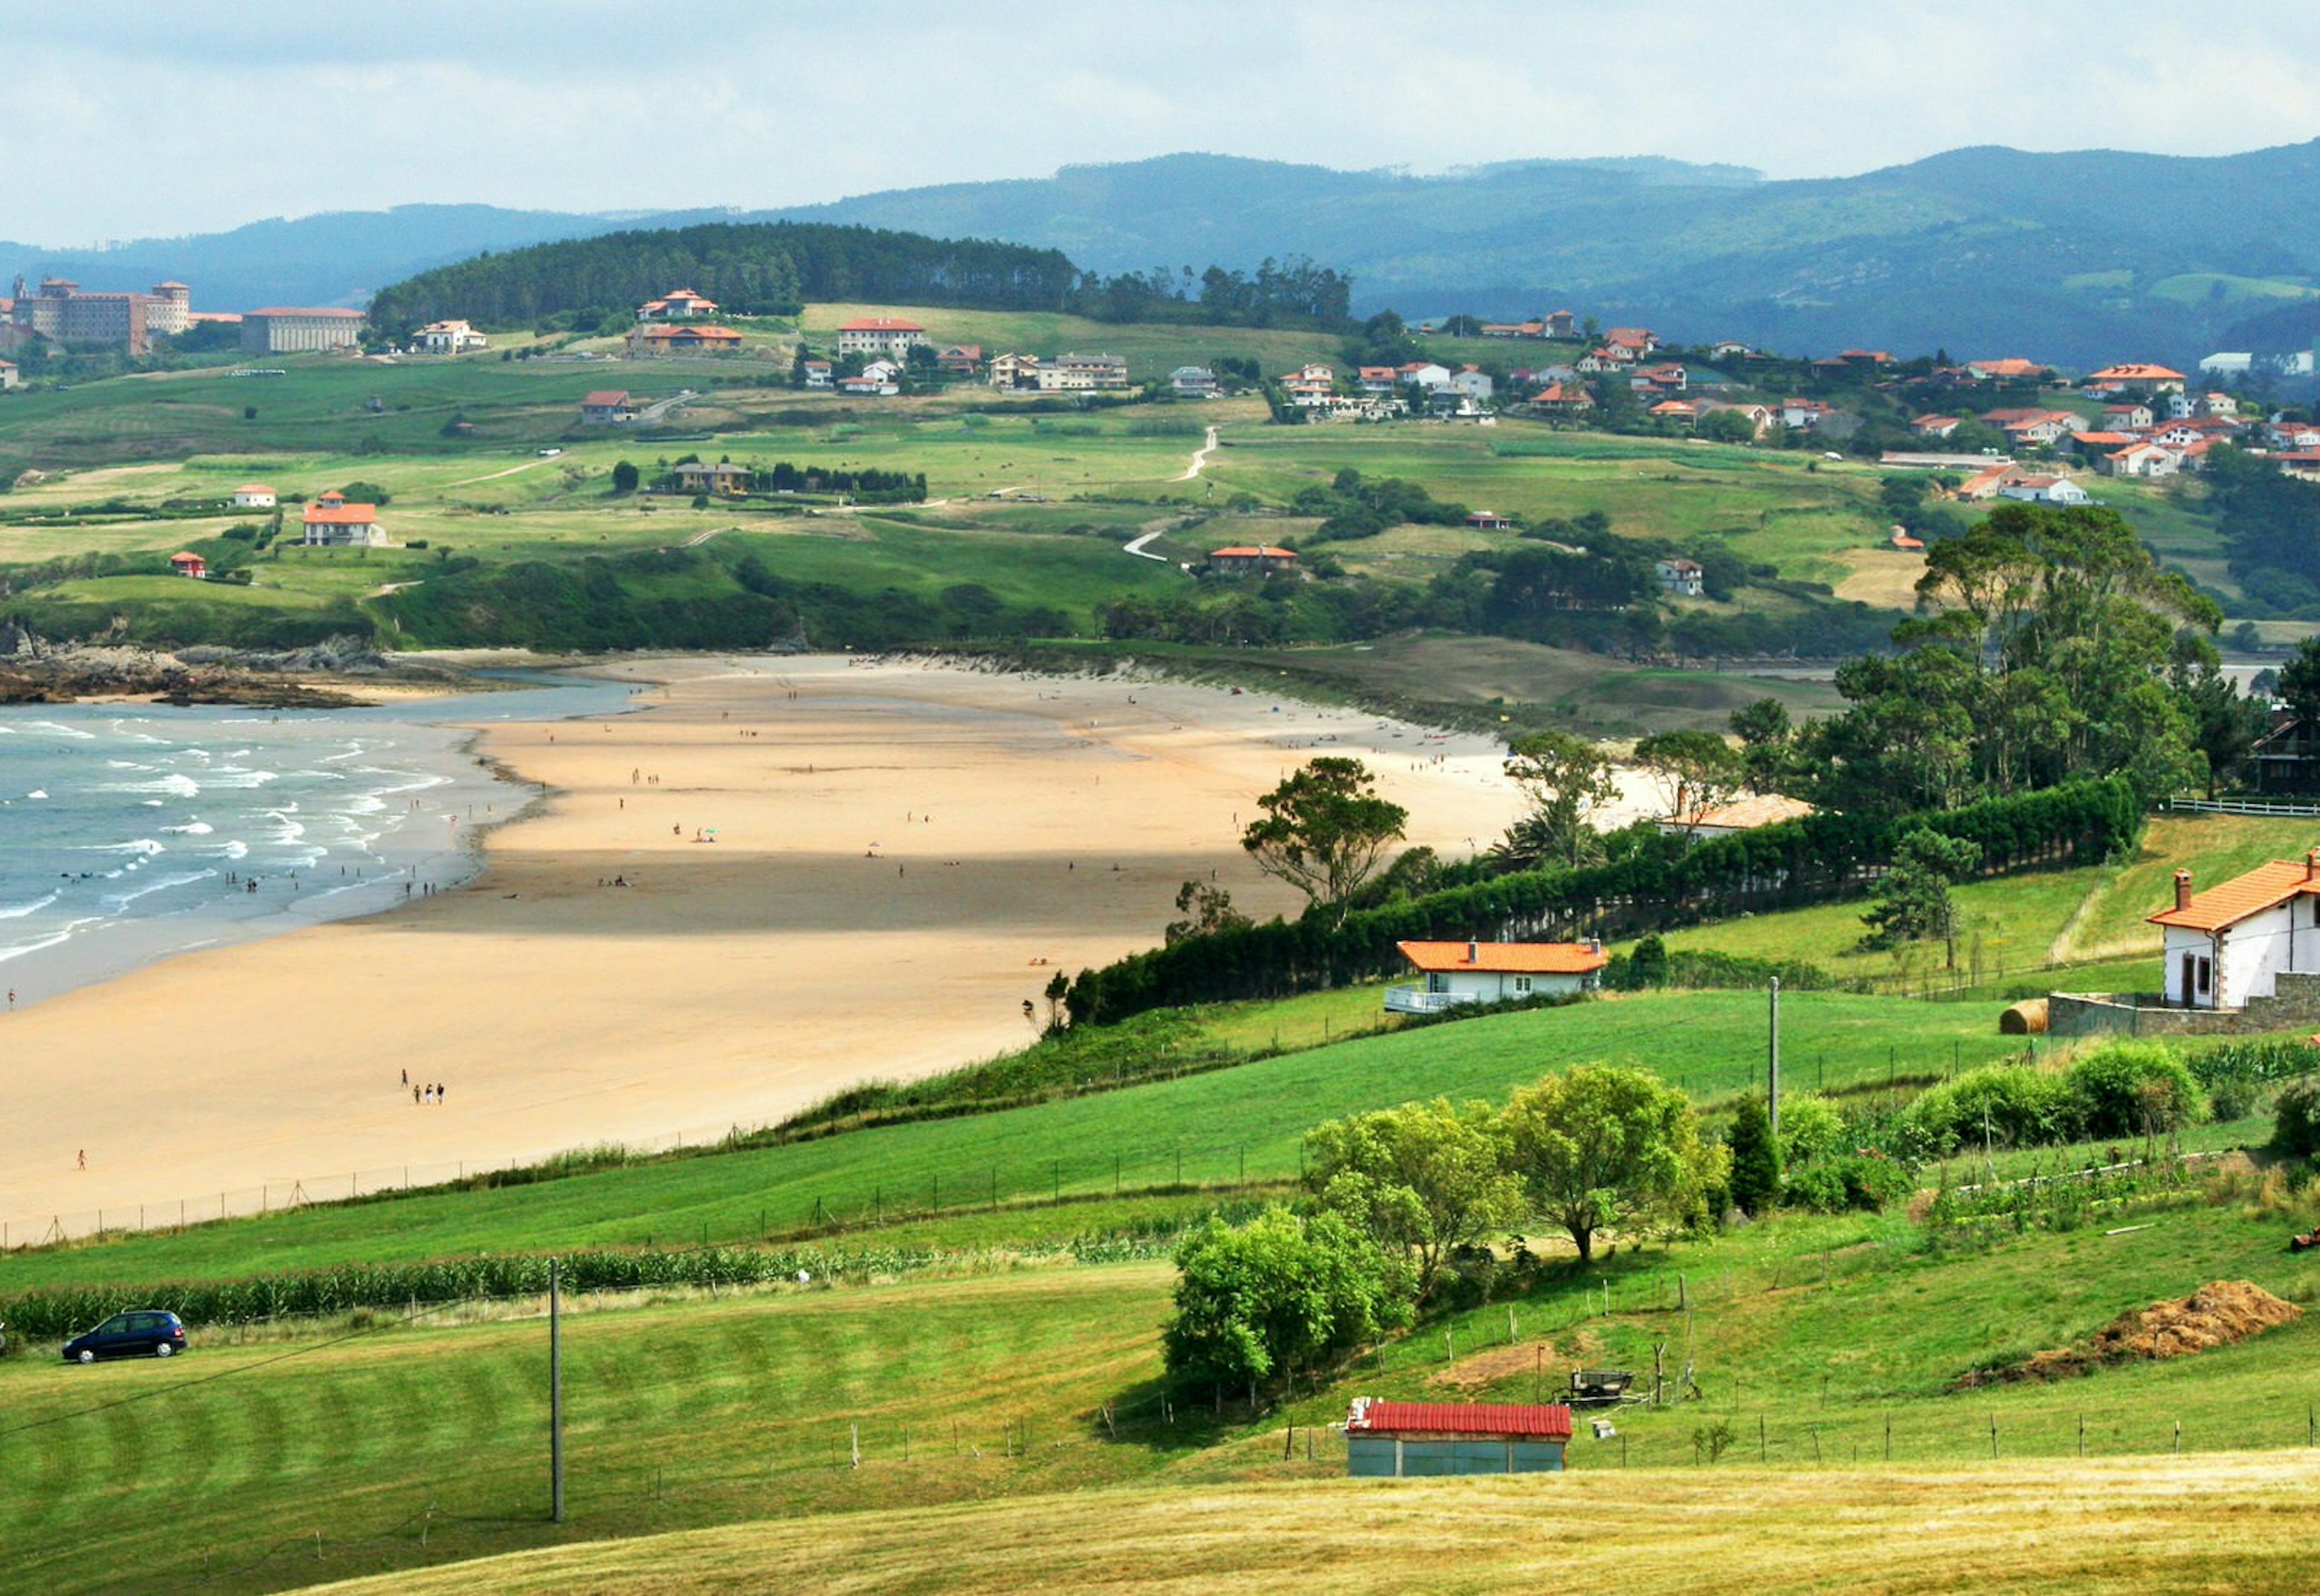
(10, 141, 2320, 368)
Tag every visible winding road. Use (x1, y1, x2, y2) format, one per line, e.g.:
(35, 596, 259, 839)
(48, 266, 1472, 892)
(1179, 424, 1220, 480)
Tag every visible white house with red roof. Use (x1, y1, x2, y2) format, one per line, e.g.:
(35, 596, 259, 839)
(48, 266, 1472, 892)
(1208, 544, 1298, 576)
(1779, 398, 1833, 430)
(1386, 938, 1606, 1013)
(169, 551, 207, 580)
(1997, 474, 2091, 506)
(580, 390, 636, 425)
(413, 319, 487, 354)
(2104, 440, 2179, 478)
(2148, 855, 2320, 1009)
(301, 491, 385, 548)
(636, 288, 719, 321)
(2082, 362, 2186, 397)
(0, 356, 17, 390)
(835, 317, 929, 358)
(230, 484, 276, 509)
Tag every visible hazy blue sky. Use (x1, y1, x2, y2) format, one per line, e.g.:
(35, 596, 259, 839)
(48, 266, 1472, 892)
(6, 0, 2317, 243)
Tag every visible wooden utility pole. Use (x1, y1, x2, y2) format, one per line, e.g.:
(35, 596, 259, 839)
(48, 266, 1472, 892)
(550, 1258, 565, 1524)
(1768, 976, 1781, 1139)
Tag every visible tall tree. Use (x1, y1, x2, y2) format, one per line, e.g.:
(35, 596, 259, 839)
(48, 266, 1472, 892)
(1240, 758, 1408, 927)
(1727, 698, 1795, 795)
(1497, 730, 1619, 870)
(1162, 1208, 1412, 1395)
(1632, 730, 1740, 827)
(1860, 830, 1983, 968)
(1503, 1064, 1726, 1264)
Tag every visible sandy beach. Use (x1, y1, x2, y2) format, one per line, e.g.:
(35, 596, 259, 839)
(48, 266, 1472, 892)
(0, 655, 1528, 1239)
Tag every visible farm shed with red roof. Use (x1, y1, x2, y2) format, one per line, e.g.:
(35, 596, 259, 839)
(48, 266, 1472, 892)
(1345, 1397, 1573, 1475)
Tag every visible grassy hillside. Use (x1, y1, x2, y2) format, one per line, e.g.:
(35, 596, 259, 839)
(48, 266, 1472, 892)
(1, 989, 2023, 1293)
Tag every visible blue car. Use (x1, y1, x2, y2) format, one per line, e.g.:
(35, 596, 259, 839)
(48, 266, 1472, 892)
(62, 1310, 186, 1363)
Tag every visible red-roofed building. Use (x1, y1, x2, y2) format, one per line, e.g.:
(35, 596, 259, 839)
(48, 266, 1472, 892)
(2083, 362, 2187, 397)
(169, 551, 207, 580)
(1387, 938, 1606, 1013)
(935, 344, 983, 375)
(301, 491, 385, 547)
(625, 324, 743, 356)
(1345, 1397, 1573, 1475)
(2148, 854, 2320, 1009)
(230, 484, 276, 509)
(1528, 381, 1594, 415)
(1208, 545, 1298, 576)
(636, 288, 718, 321)
(836, 317, 929, 358)
(581, 390, 636, 425)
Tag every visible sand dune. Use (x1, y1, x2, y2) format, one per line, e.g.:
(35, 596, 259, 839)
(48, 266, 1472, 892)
(0, 656, 1526, 1238)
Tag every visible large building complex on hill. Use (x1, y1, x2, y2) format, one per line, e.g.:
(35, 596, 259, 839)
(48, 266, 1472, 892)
(240, 307, 366, 354)
(5, 275, 191, 354)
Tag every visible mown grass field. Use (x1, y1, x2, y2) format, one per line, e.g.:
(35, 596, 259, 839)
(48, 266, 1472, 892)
(10, 1137, 2320, 1594)
(297, 1456, 2320, 1595)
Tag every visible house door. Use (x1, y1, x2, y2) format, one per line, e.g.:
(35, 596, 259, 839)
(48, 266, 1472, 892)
(2183, 952, 2197, 1007)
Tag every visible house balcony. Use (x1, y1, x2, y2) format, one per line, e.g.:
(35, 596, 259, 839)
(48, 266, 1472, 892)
(1384, 985, 1478, 1015)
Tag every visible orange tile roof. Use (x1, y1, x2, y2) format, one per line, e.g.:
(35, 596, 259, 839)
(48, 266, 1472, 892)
(2149, 859, 2320, 931)
(2088, 362, 2186, 382)
(303, 501, 378, 524)
(1210, 545, 1297, 559)
(1397, 940, 1608, 975)
(1687, 794, 1816, 830)
(837, 317, 925, 331)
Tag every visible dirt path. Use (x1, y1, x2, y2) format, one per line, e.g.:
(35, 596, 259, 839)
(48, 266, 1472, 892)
(444, 458, 556, 489)
(1179, 425, 1220, 481)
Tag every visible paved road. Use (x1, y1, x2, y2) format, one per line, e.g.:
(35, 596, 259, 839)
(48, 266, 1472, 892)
(1179, 425, 1220, 480)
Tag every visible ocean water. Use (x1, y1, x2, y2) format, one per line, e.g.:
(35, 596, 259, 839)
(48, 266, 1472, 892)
(0, 674, 639, 1005)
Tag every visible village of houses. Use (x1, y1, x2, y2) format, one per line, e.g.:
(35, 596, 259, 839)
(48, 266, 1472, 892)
(50, 271, 2307, 585)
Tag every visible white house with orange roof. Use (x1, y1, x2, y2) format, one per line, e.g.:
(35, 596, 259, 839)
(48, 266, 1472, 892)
(301, 491, 385, 547)
(0, 356, 17, 390)
(230, 484, 276, 509)
(2081, 362, 2186, 398)
(636, 288, 719, 321)
(413, 319, 488, 353)
(1386, 938, 1607, 1013)
(2148, 854, 2320, 1010)
(835, 317, 929, 359)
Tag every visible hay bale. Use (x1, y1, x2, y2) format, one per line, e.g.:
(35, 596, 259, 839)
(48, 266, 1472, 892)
(1999, 998, 2049, 1035)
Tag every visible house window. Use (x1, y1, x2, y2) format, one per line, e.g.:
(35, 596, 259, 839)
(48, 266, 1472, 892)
(1513, 976, 1533, 995)
(2196, 956, 2212, 999)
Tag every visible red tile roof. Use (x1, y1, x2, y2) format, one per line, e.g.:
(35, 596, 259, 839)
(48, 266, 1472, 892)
(582, 390, 631, 407)
(1210, 545, 1297, 559)
(2088, 362, 2186, 382)
(1347, 1399, 1573, 1440)
(1397, 940, 1607, 975)
(303, 501, 378, 525)
(2150, 858, 2320, 931)
(837, 317, 925, 332)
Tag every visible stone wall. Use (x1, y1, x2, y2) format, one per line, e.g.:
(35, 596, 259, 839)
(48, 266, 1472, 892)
(2051, 972, 2320, 1040)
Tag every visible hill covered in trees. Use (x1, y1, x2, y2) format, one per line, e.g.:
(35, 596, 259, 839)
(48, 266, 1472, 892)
(366, 221, 1083, 335)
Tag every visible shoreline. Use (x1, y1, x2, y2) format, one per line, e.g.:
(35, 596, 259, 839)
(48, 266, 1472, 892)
(0, 654, 1528, 1241)
(0, 675, 638, 1014)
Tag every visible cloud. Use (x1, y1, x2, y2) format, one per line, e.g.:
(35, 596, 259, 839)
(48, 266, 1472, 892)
(0, 0, 2313, 243)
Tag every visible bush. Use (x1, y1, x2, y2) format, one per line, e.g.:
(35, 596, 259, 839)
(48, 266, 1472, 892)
(1783, 1153, 1915, 1212)
(1777, 1093, 1846, 1166)
(1726, 1096, 1780, 1217)
(2274, 1078, 2320, 1159)
(1907, 1066, 2074, 1154)
(1162, 1207, 1413, 1395)
(2063, 1041, 2208, 1140)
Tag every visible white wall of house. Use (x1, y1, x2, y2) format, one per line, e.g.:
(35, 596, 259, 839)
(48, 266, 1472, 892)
(2162, 899, 2320, 1008)
(1424, 968, 1591, 1003)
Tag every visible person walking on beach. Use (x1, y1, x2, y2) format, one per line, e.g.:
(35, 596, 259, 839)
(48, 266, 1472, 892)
(77, 1150, 86, 1171)
(414, 1085, 422, 1105)
(436, 1083, 446, 1105)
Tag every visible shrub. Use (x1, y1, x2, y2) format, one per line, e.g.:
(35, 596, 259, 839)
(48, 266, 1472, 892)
(1726, 1096, 1780, 1217)
(2274, 1078, 2320, 1160)
(1906, 1066, 2073, 1154)
(1784, 1152, 1914, 1212)
(2063, 1041, 2208, 1140)
(1777, 1093, 1846, 1166)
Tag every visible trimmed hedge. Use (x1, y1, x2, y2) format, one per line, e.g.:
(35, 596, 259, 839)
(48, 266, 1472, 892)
(1068, 778, 2142, 1025)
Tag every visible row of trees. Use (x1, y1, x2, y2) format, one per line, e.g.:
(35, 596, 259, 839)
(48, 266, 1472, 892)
(1071, 257, 1355, 329)
(1165, 1067, 1724, 1394)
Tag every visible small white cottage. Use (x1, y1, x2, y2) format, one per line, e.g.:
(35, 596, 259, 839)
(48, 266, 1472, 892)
(1385, 938, 1607, 1014)
(2147, 854, 2320, 1009)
